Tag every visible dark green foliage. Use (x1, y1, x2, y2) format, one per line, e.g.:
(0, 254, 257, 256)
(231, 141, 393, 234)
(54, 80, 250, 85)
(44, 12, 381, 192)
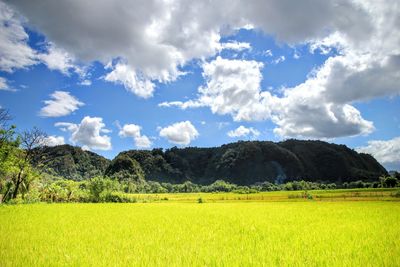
(30, 140, 387, 186)
(379, 175, 399, 188)
(105, 154, 145, 182)
(88, 176, 119, 202)
(120, 140, 387, 185)
(31, 145, 110, 180)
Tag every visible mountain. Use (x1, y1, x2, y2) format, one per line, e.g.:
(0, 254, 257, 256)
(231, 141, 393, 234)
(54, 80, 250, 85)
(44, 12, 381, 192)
(33, 140, 387, 185)
(114, 140, 387, 185)
(32, 145, 110, 180)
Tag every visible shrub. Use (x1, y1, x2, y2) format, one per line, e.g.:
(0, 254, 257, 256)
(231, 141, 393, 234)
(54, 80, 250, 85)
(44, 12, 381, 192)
(100, 192, 133, 203)
(88, 176, 119, 202)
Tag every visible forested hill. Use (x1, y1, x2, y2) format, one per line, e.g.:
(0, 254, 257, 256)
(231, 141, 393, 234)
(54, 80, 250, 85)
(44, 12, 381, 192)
(33, 145, 110, 180)
(34, 140, 387, 185)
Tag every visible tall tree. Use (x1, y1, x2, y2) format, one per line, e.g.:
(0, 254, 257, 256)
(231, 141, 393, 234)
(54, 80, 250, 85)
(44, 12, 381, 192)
(0, 109, 20, 202)
(11, 127, 47, 199)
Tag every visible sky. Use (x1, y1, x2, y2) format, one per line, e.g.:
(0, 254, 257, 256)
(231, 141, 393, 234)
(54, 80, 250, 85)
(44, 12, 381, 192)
(0, 0, 399, 170)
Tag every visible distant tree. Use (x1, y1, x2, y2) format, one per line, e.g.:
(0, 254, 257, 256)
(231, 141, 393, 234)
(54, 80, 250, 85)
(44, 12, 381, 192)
(88, 176, 118, 202)
(380, 175, 398, 188)
(105, 154, 145, 182)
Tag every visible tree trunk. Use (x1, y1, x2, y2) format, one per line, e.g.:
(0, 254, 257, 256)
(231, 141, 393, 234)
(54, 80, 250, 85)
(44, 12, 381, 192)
(1, 182, 12, 202)
(11, 170, 23, 199)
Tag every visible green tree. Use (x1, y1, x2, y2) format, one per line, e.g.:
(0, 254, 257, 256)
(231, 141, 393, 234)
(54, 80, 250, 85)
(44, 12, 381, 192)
(11, 127, 47, 199)
(0, 109, 21, 202)
(380, 175, 398, 188)
(88, 176, 118, 202)
(105, 154, 145, 182)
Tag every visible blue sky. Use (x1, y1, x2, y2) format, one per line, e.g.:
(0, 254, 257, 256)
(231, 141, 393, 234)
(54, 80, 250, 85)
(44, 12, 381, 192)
(0, 1, 399, 170)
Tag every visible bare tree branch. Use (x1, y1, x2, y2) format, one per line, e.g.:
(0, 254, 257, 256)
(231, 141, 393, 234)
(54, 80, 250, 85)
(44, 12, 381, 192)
(0, 108, 12, 129)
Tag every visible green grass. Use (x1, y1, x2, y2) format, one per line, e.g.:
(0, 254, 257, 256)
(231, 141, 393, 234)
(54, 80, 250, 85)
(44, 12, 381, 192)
(1, 200, 399, 266)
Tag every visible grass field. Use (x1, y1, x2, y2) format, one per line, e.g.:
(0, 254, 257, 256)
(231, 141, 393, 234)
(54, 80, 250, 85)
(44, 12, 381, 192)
(1, 190, 399, 266)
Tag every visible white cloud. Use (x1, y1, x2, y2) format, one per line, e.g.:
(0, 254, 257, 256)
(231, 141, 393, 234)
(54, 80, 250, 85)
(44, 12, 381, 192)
(227, 125, 260, 139)
(119, 123, 152, 149)
(159, 121, 199, 146)
(0, 1, 37, 72)
(161, 56, 374, 139)
(55, 116, 111, 150)
(80, 79, 92, 86)
(38, 43, 83, 76)
(104, 63, 155, 98)
(43, 135, 65, 147)
(40, 91, 84, 117)
(0, 77, 15, 91)
(0, 2, 90, 84)
(219, 41, 251, 51)
(0, 77, 8, 90)
(160, 57, 274, 122)
(8, 0, 234, 96)
(8, 0, 398, 101)
(356, 137, 400, 171)
(262, 50, 273, 57)
(273, 55, 285, 64)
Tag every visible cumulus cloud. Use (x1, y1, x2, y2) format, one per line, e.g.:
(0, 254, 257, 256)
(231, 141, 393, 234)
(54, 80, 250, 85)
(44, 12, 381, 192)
(104, 63, 155, 99)
(43, 135, 65, 147)
(159, 121, 199, 146)
(227, 125, 260, 139)
(40, 91, 84, 117)
(0, 1, 92, 87)
(7, 0, 237, 97)
(0, 1, 37, 72)
(38, 43, 86, 77)
(356, 137, 400, 171)
(8, 0, 399, 97)
(161, 55, 374, 138)
(119, 123, 152, 149)
(160, 57, 274, 121)
(55, 116, 111, 150)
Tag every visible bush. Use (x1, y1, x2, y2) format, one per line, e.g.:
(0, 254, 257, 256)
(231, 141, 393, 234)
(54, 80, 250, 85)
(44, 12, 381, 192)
(88, 177, 118, 202)
(23, 187, 41, 203)
(100, 192, 133, 203)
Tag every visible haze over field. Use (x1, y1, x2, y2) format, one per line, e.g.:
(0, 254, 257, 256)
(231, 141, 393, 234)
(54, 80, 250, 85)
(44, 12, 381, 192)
(0, 0, 399, 171)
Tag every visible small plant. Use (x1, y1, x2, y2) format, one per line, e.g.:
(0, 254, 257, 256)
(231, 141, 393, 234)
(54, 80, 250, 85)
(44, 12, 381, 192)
(197, 197, 204, 203)
(303, 191, 313, 200)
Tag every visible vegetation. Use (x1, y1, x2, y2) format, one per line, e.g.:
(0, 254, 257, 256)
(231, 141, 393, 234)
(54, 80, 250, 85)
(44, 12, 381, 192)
(1, 202, 399, 266)
(32, 144, 110, 180)
(30, 139, 387, 186)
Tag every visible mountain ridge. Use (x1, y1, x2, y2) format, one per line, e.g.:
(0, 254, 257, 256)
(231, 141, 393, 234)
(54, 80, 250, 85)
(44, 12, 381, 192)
(33, 140, 387, 185)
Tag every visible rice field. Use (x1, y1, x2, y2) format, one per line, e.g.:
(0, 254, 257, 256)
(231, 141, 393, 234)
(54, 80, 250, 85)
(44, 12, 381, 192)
(1, 198, 399, 266)
(128, 188, 400, 203)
